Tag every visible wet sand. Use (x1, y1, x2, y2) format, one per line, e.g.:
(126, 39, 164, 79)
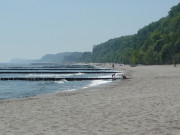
(0, 65, 180, 135)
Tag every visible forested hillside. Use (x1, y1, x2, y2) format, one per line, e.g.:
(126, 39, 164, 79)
(80, 3, 180, 64)
(40, 52, 82, 63)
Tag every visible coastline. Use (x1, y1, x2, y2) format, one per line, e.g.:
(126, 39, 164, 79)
(0, 64, 180, 135)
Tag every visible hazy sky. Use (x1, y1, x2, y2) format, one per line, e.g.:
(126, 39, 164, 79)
(0, 0, 179, 62)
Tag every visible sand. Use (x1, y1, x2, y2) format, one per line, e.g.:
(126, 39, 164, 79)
(0, 65, 180, 135)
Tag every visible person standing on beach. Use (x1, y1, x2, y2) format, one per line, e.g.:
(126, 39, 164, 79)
(112, 63, 114, 68)
(174, 61, 176, 67)
(173, 59, 176, 67)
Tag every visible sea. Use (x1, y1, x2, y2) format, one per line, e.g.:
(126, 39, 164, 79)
(0, 63, 119, 100)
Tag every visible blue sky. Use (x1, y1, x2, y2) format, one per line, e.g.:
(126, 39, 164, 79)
(0, 0, 179, 62)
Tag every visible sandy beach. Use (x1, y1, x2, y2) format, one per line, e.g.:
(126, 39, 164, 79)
(0, 65, 180, 135)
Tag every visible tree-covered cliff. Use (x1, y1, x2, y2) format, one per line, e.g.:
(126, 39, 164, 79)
(40, 52, 82, 63)
(80, 3, 180, 65)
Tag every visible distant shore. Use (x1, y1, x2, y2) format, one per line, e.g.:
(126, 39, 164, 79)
(0, 64, 180, 135)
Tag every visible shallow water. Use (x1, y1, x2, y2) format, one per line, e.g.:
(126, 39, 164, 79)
(0, 63, 114, 100)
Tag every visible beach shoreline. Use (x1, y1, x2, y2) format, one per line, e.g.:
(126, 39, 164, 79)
(0, 64, 180, 135)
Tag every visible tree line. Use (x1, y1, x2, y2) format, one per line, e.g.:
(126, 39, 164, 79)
(78, 3, 180, 65)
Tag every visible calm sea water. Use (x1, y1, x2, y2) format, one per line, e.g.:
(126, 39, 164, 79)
(0, 63, 114, 100)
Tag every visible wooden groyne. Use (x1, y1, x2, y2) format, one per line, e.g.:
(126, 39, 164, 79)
(0, 71, 120, 74)
(0, 77, 120, 81)
(0, 68, 111, 71)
